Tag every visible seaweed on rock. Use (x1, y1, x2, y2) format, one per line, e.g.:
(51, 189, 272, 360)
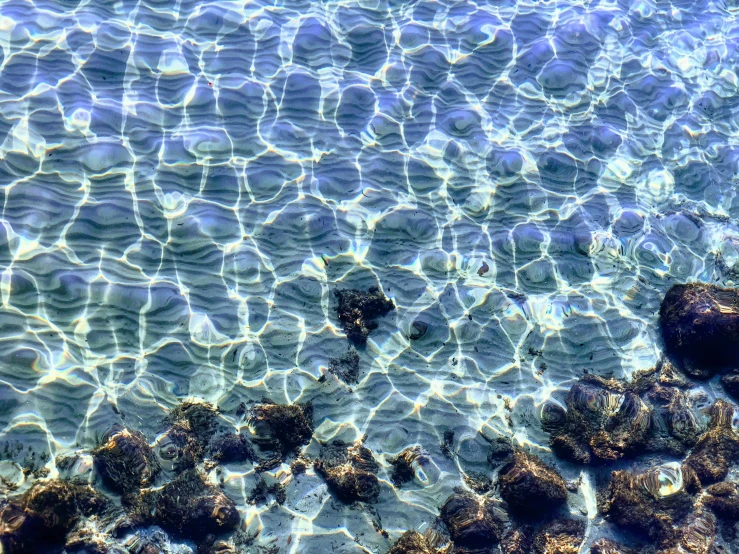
(140, 468, 240, 544)
(314, 441, 381, 503)
(387, 530, 437, 554)
(659, 283, 739, 378)
(589, 539, 636, 554)
(439, 492, 506, 552)
(548, 363, 704, 464)
(249, 402, 313, 457)
(390, 446, 426, 487)
(600, 462, 697, 547)
(0, 479, 107, 553)
(549, 375, 649, 464)
(335, 286, 395, 345)
(531, 519, 585, 554)
(497, 449, 568, 518)
(685, 399, 739, 485)
(704, 482, 739, 519)
(92, 426, 160, 494)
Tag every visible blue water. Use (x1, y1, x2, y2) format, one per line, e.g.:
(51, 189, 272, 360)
(0, 0, 738, 551)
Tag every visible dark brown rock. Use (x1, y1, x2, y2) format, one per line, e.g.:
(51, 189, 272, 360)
(685, 399, 739, 485)
(387, 531, 436, 554)
(600, 463, 695, 547)
(589, 539, 636, 554)
(314, 441, 380, 503)
(335, 286, 394, 345)
(390, 446, 424, 487)
(150, 468, 239, 543)
(209, 433, 256, 464)
(532, 519, 585, 554)
(660, 283, 739, 377)
(93, 426, 160, 493)
(0, 479, 107, 553)
(439, 492, 506, 551)
(497, 449, 567, 518)
(249, 402, 313, 455)
(704, 482, 739, 519)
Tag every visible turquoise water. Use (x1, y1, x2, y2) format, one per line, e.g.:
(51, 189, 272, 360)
(0, 0, 738, 551)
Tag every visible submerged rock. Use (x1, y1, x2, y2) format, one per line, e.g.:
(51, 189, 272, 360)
(600, 462, 696, 547)
(439, 492, 506, 551)
(685, 399, 739, 485)
(390, 446, 426, 487)
(387, 530, 436, 554)
(704, 481, 739, 519)
(0, 479, 107, 553)
(314, 441, 381, 503)
(549, 375, 649, 464)
(660, 283, 739, 377)
(501, 527, 532, 553)
(93, 426, 160, 494)
(670, 509, 716, 554)
(589, 539, 636, 554)
(158, 401, 222, 471)
(335, 286, 395, 345)
(497, 449, 567, 517)
(208, 433, 256, 464)
(531, 519, 585, 554)
(549, 365, 705, 464)
(147, 469, 240, 543)
(328, 347, 360, 384)
(249, 402, 313, 456)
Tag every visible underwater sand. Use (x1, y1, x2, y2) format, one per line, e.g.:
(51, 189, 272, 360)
(0, 0, 739, 551)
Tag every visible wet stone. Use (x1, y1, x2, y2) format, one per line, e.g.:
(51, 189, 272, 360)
(249, 402, 313, 456)
(501, 527, 532, 553)
(685, 399, 739, 485)
(328, 347, 360, 384)
(92, 426, 160, 494)
(387, 530, 436, 554)
(600, 463, 696, 547)
(487, 436, 514, 467)
(208, 433, 256, 464)
(531, 519, 585, 554)
(335, 286, 395, 345)
(497, 449, 568, 518)
(589, 538, 636, 554)
(160, 401, 223, 470)
(704, 482, 739, 520)
(314, 441, 381, 503)
(147, 468, 240, 543)
(660, 283, 739, 378)
(0, 479, 107, 553)
(390, 446, 424, 487)
(439, 492, 506, 551)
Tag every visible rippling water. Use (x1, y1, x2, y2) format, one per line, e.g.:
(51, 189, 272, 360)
(1, 0, 739, 551)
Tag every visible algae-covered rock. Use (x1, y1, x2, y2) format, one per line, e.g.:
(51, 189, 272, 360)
(249, 402, 313, 456)
(335, 286, 395, 345)
(314, 441, 381, 503)
(439, 492, 506, 551)
(704, 481, 739, 519)
(387, 530, 436, 554)
(0, 479, 107, 553)
(150, 469, 240, 543)
(93, 426, 160, 493)
(497, 449, 567, 517)
(685, 399, 739, 485)
(600, 462, 696, 547)
(660, 283, 739, 377)
(531, 519, 585, 554)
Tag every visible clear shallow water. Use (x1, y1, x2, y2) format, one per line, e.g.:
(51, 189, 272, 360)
(0, 0, 739, 551)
